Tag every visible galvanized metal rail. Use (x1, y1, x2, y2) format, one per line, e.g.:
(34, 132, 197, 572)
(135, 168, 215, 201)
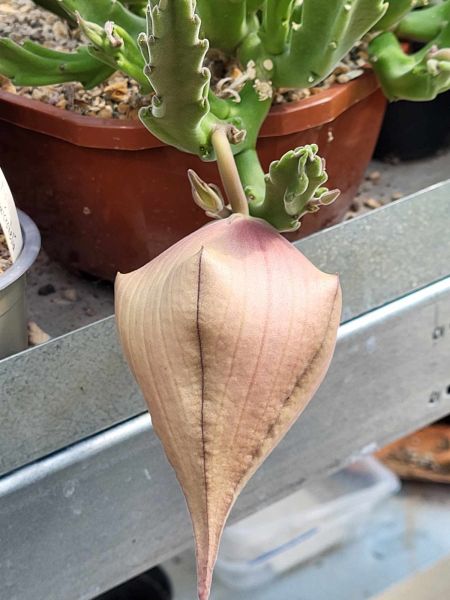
(0, 181, 450, 600)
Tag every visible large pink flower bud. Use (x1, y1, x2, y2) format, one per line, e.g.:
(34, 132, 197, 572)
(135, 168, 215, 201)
(115, 214, 341, 600)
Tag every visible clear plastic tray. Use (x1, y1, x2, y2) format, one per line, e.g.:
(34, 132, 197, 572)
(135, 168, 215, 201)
(215, 457, 400, 590)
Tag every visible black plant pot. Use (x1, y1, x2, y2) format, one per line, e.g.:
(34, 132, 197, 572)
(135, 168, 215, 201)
(374, 90, 450, 161)
(94, 566, 172, 600)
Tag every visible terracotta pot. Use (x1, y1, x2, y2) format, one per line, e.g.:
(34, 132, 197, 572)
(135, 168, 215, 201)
(0, 73, 386, 280)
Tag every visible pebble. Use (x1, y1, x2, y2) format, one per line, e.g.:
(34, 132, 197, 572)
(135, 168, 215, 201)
(97, 106, 114, 119)
(28, 321, 51, 346)
(0, 232, 12, 274)
(51, 20, 67, 40)
(61, 288, 78, 302)
(363, 198, 382, 209)
(367, 170, 381, 183)
(38, 283, 56, 296)
(391, 192, 403, 201)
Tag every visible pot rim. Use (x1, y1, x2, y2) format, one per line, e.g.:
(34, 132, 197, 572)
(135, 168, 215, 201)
(0, 71, 380, 151)
(0, 210, 41, 291)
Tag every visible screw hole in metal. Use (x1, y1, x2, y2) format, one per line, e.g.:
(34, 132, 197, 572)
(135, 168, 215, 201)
(432, 326, 445, 340)
(429, 391, 441, 405)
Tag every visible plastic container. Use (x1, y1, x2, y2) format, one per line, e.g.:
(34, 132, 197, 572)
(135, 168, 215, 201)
(215, 458, 400, 590)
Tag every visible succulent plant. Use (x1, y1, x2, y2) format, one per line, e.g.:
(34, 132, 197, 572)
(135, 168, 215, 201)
(2, 0, 450, 225)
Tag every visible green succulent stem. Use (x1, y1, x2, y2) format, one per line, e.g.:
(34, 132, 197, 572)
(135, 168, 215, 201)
(369, 28, 450, 100)
(396, 0, 450, 42)
(126, 0, 148, 14)
(78, 16, 151, 91)
(225, 83, 272, 152)
(268, 0, 387, 88)
(57, 0, 145, 41)
(235, 148, 266, 204)
(207, 92, 231, 120)
(374, 0, 416, 31)
(211, 127, 249, 216)
(0, 40, 114, 88)
(260, 0, 296, 55)
(32, 0, 75, 21)
(196, 0, 255, 53)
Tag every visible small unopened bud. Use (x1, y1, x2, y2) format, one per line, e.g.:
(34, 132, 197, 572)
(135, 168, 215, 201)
(188, 170, 226, 217)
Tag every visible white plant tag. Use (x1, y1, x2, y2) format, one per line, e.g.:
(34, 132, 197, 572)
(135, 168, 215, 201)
(0, 167, 23, 263)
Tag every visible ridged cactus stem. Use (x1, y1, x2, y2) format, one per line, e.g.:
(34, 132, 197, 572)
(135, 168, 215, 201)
(211, 127, 250, 216)
(269, 0, 388, 88)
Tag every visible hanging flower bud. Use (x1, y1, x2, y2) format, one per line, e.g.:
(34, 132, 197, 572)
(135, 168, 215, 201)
(115, 214, 341, 600)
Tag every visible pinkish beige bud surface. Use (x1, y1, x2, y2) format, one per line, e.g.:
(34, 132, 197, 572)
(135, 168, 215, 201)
(115, 214, 342, 600)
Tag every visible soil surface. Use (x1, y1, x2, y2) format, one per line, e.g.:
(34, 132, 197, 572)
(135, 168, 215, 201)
(0, 230, 12, 274)
(1, 0, 369, 118)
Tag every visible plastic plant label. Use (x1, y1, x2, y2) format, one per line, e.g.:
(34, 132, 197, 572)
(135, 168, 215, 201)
(0, 167, 23, 263)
